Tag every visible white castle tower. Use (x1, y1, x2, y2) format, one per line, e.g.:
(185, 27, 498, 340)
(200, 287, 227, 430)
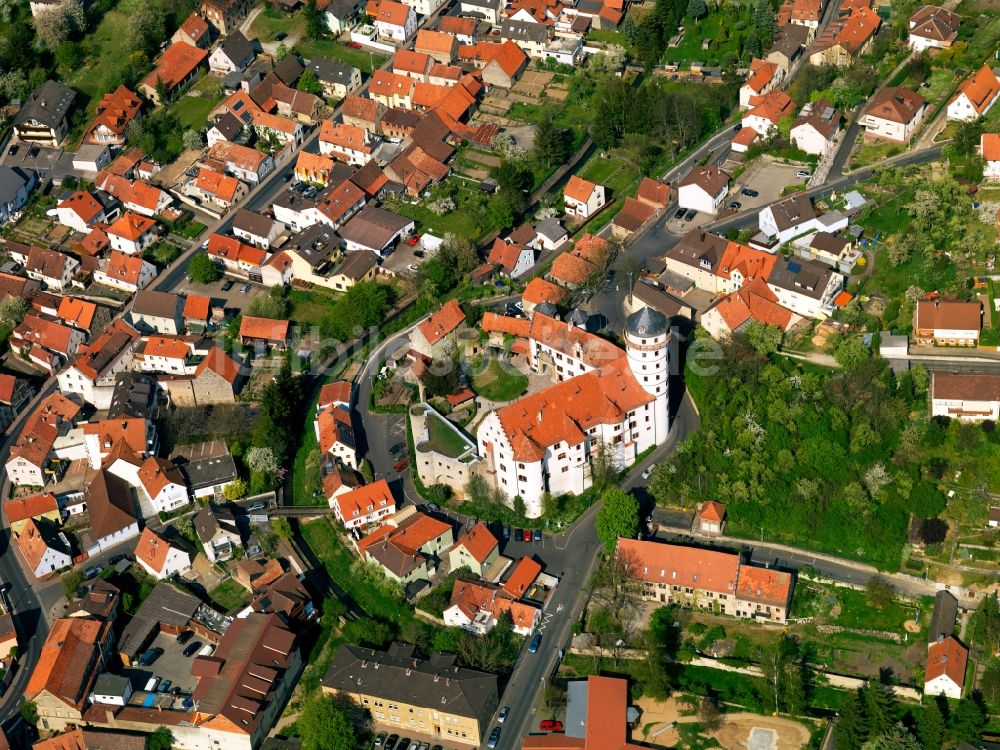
(624, 306, 671, 442)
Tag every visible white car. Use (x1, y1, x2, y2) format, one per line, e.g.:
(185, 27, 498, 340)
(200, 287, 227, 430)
(641, 463, 656, 480)
(796, 170, 811, 179)
(498, 706, 509, 723)
(407, 263, 419, 272)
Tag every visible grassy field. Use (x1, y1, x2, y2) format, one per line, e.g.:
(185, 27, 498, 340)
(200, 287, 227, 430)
(425, 413, 472, 458)
(577, 151, 640, 194)
(171, 92, 221, 131)
(290, 288, 338, 326)
(384, 185, 486, 240)
(63, 4, 132, 103)
(249, 8, 306, 42)
(660, 9, 746, 66)
(293, 38, 387, 73)
(209, 579, 250, 612)
(849, 137, 904, 170)
(472, 358, 528, 401)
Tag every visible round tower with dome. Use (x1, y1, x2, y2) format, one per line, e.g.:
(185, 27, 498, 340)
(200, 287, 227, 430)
(624, 306, 671, 442)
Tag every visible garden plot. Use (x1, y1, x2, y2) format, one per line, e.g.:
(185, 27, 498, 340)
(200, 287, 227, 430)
(512, 70, 555, 98)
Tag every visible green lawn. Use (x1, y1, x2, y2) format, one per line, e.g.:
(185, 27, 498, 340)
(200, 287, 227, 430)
(472, 358, 528, 402)
(63, 4, 132, 103)
(300, 518, 413, 624)
(425, 413, 473, 458)
(293, 38, 386, 73)
(660, 8, 747, 66)
(849, 138, 904, 170)
(290, 288, 338, 326)
(171, 93, 221, 131)
(383, 188, 486, 241)
(248, 7, 306, 43)
(209, 579, 250, 612)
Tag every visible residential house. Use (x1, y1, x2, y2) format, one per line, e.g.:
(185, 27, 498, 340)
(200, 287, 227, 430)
(924, 636, 968, 699)
(14, 517, 72, 578)
(981, 132, 1000, 181)
(459, 41, 529, 89)
(342, 94, 387, 131)
(85, 470, 141, 553)
(13, 80, 75, 146)
(170, 440, 239, 499)
(191, 167, 249, 211)
(444, 580, 541, 636)
(82, 417, 157, 469)
(183, 294, 213, 330)
(139, 42, 209, 105)
(130, 290, 184, 335)
(0, 374, 33, 433)
(84, 86, 142, 146)
(395, 49, 433, 80)
(206, 233, 269, 280)
(106, 212, 158, 256)
(233, 208, 282, 248)
(356, 513, 453, 584)
(618, 537, 794, 622)
(95, 173, 173, 217)
(206, 111, 249, 147)
(375, 0, 418, 42)
(51, 191, 117, 234)
(790, 99, 842, 155)
(741, 89, 795, 139)
(931, 372, 1000, 422)
(207, 141, 275, 183)
(500, 20, 548, 58)
(766, 253, 844, 319)
(322, 643, 498, 747)
(316, 399, 359, 469)
(488, 237, 535, 277)
(319, 121, 377, 165)
(240, 315, 291, 349)
(677, 166, 730, 215)
(415, 29, 459, 63)
(410, 298, 466, 358)
(93, 251, 158, 292)
(71, 143, 113, 175)
(22, 246, 79, 291)
(438, 15, 477, 44)
(908, 4, 960, 51)
(209, 30, 255, 73)
(0, 167, 36, 225)
(159, 346, 244, 406)
(947, 64, 1000, 122)
(758, 193, 822, 244)
(767, 23, 810, 71)
(739, 58, 784, 109)
(195, 502, 242, 561)
(460, 0, 500, 24)
(137, 456, 189, 515)
(10, 314, 85, 373)
(135, 527, 192, 579)
(448, 522, 499, 577)
(338, 205, 414, 255)
(786, 0, 824, 32)
(330, 478, 397, 527)
(25, 618, 114, 731)
(173, 11, 212, 47)
(808, 4, 881, 66)
(200, 0, 253, 34)
(57, 319, 141, 408)
(915, 300, 982, 346)
(863, 86, 927, 142)
(369, 70, 416, 108)
(6, 493, 62, 538)
(563, 175, 607, 220)
(305, 58, 362, 99)
(612, 198, 657, 238)
(697, 500, 726, 534)
(319, 0, 360, 34)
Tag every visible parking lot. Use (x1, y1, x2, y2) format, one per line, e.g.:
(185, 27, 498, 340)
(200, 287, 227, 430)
(174, 274, 269, 315)
(122, 630, 205, 696)
(2, 142, 76, 181)
(731, 157, 812, 212)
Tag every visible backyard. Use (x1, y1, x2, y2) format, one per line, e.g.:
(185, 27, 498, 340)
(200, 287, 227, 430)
(293, 38, 387, 74)
(383, 183, 489, 241)
(209, 578, 250, 612)
(472, 358, 528, 402)
(249, 7, 306, 43)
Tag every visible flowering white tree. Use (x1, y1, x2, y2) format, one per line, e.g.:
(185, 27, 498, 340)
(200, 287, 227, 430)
(245, 446, 280, 477)
(428, 197, 456, 215)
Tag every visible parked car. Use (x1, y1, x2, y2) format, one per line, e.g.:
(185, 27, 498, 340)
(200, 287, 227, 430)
(673, 207, 685, 220)
(683, 209, 697, 221)
(533, 529, 542, 541)
(796, 170, 811, 179)
(248, 501, 266, 512)
(408, 264, 419, 272)
(374, 733, 387, 747)
(407, 233, 422, 246)
(502, 525, 511, 540)
(275, 31, 287, 40)
(221, 280, 234, 292)
(427, 503, 440, 512)
(384, 735, 399, 750)
(413, 249, 425, 258)
(396, 739, 411, 750)
(641, 463, 656, 480)
(728, 201, 741, 210)
(183, 641, 203, 657)
(732, 122, 742, 132)
(27, 145, 39, 158)
(6, 145, 16, 157)
(741, 188, 758, 197)
(389, 443, 405, 457)
(487, 728, 501, 749)
(347, 40, 362, 49)
(528, 634, 542, 653)
(417, 743, 430, 750)
(394, 458, 410, 472)
(239, 283, 251, 293)
(84, 566, 103, 580)
(522, 528, 532, 542)
(139, 648, 163, 666)
(498, 707, 509, 723)
(109, 553, 128, 565)
(176, 630, 194, 644)
(540, 720, 564, 731)
(159, 679, 172, 693)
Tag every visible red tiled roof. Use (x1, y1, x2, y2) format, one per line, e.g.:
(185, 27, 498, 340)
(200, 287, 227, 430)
(735, 565, 793, 607)
(107, 211, 156, 241)
(502, 556, 541, 597)
(375, 0, 412, 26)
(713, 277, 794, 331)
(415, 29, 458, 56)
(925, 635, 967, 687)
(953, 64, 1000, 114)
(550, 251, 595, 286)
(453, 521, 498, 563)
(617, 537, 739, 595)
(417, 299, 465, 345)
(184, 293, 212, 322)
(196, 168, 242, 202)
(394, 49, 431, 75)
(4, 493, 58, 524)
(522, 277, 566, 306)
(58, 191, 106, 224)
(389, 512, 451, 552)
(916, 300, 981, 332)
(135, 526, 174, 573)
(195, 347, 241, 384)
(982, 132, 1000, 161)
(141, 41, 208, 90)
(564, 174, 599, 203)
(334, 479, 396, 522)
(89, 85, 142, 139)
(698, 500, 725, 523)
(240, 316, 290, 342)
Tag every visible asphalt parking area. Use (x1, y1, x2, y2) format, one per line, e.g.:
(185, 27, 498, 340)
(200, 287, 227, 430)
(174, 275, 268, 314)
(2, 143, 75, 179)
(125, 631, 203, 695)
(733, 159, 811, 211)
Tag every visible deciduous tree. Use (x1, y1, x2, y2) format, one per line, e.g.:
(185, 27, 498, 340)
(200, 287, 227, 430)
(299, 693, 355, 750)
(595, 488, 640, 553)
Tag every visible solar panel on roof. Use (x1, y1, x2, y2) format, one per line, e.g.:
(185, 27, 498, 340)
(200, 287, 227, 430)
(787, 261, 801, 273)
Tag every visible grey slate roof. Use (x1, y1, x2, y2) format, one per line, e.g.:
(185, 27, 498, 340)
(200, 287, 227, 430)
(535, 217, 566, 244)
(501, 19, 547, 44)
(170, 440, 238, 491)
(338, 205, 412, 250)
(305, 57, 359, 86)
(118, 583, 201, 659)
(211, 112, 246, 140)
(15, 80, 75, 129)
(0, 166, 32, 206)
(322, 643, 498, 721)
(108, 372, 157, 420)
(626, 306, 668, 337)
(334, 249, 380, 280)
(929, 590, 958, 644)
(232, 207, 276, 238)
(767, 255, 834, 300)
(219, 30, 255, 67)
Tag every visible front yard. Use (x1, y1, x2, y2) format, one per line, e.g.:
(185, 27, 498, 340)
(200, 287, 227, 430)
(249, 7, 306, 43)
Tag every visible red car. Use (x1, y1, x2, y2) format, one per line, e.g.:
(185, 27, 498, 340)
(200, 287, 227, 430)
(394, 458, 410, 472)
(347, 41, 362, 49)
(540, 720, 563, 732)
(406, 233, 422, 246)
(522, 528, 532, 542)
